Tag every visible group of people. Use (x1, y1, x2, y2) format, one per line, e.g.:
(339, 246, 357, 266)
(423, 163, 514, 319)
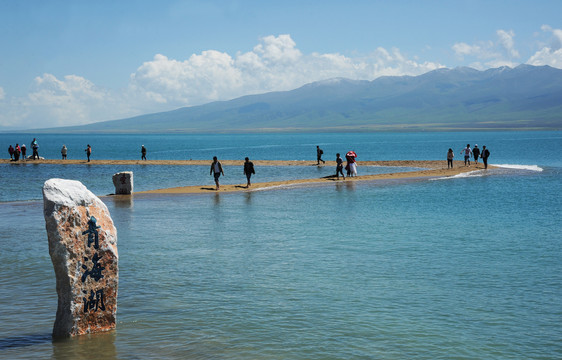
(5, 139, 95, 161)
(210, 156, 255, 191)
(317, 146, 358, 180)
(6, 138, 40, 161)
(8, 143, 25, 161)
(447, 143, 491, 169)
(7, 140, 148, 162)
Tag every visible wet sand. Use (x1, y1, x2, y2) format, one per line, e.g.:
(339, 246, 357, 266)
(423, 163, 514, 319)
(1, 158, 493, 194)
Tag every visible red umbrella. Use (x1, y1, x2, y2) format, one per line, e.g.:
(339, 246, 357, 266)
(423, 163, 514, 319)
(346, 151, 357, 158)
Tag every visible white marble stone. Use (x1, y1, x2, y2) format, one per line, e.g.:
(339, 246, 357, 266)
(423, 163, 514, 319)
(43, 178, 118, 337)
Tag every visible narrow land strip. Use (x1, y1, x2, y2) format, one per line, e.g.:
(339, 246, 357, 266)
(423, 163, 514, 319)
(132, 160, 491, 194)
(1, 159, 493, 194)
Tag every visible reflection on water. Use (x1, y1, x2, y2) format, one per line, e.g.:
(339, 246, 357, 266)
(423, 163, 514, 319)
(244, 192, 253, 205)
(52, 331, 116, 360)
(213, 192, 221, 206)
(111, 195, 134, 209)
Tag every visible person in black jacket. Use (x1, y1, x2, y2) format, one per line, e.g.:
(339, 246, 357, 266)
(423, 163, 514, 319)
(243, 157, 255, 188)
(481, 146, 490, 169)
(472, 144, 481, 165)
(316, 146, 325, 165)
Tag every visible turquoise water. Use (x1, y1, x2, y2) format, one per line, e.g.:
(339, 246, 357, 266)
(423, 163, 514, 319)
(0, 131, 560, 359)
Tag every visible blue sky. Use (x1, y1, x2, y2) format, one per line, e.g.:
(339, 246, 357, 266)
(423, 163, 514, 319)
(1, 0, 561, 129)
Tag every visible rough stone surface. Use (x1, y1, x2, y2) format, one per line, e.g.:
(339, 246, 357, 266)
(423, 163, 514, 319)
(112, 172, 133, 195)
(43, 178, 118, 338)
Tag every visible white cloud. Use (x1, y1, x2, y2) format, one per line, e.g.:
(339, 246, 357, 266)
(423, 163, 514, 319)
(0, 87, 5, 100)
(128, 35, 444, 112)
(252, 34, 302, 64)
(0, 74, 135, 129)
(541, 25, 562, 50)
(496, 29, 520, 58)
(452, 30, 520, 68)
(527, 47, 562, 68)
(527, 25, 562, 68)
(452, 42, 482, 56)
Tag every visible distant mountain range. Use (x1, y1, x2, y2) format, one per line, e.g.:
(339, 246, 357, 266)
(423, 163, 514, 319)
(34, 64, 562, 133)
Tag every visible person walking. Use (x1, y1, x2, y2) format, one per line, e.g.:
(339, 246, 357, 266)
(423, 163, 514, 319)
(85, 144, 92, 162)
(8, 145, 14, 160)
(460, 144, 472, 166)
(210, 156, 224, 190)
(61, 145, 67, 160)
(243, 157, 255, 188)
(141, 145, 147, 160)
(316, 146, 325, 165)
(21, 144, 26, 160)
(481, 146, 490, 169)
(472, 144, 480, 165)
(447, 148, 454, 169)
(31, 138, 39, 160)
(336, 153, 345, 180)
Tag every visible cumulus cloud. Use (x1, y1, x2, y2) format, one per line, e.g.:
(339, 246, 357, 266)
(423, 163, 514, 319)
(0, 74, 137, 129)
(452, 29, 520, 68)
(129, 35, 444, 111)
(527, 25, 562, 68)
(26, 74, 115, 126)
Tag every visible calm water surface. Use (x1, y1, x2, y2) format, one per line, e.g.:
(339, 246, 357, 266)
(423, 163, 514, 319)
(0, 131, 560, 359)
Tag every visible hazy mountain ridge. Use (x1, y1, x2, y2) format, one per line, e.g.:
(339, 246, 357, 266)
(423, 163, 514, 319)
(31, 64, 562, 133)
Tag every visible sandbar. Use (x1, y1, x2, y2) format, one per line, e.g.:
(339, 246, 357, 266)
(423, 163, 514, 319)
(1, 158, 493, 194)
(138, 160, 493, 194)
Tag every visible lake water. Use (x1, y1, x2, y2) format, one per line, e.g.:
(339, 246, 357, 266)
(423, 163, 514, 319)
(0, 131, 560, 359)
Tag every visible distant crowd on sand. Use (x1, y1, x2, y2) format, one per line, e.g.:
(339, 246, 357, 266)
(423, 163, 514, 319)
(7, 139, 149, 163)
(447, 143, 491, 169)
(6, 138, 492, 190)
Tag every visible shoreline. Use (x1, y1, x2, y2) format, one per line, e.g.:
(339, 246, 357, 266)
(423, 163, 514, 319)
(1, 158, 494, 195)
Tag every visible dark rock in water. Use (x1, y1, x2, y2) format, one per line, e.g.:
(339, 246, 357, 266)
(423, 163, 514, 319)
(112, 172, 133, 195)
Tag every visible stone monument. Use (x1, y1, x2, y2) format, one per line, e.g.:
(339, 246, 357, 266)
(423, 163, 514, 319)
(112, 171, 133, 195)
(43, 178, 118, 338)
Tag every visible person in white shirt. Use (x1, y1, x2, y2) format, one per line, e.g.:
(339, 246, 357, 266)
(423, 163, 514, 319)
(210, 156, 225, 190)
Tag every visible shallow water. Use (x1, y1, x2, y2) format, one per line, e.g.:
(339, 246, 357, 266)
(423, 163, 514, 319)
(0, 131, 560, 359)
(0, 163, 413, 203)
